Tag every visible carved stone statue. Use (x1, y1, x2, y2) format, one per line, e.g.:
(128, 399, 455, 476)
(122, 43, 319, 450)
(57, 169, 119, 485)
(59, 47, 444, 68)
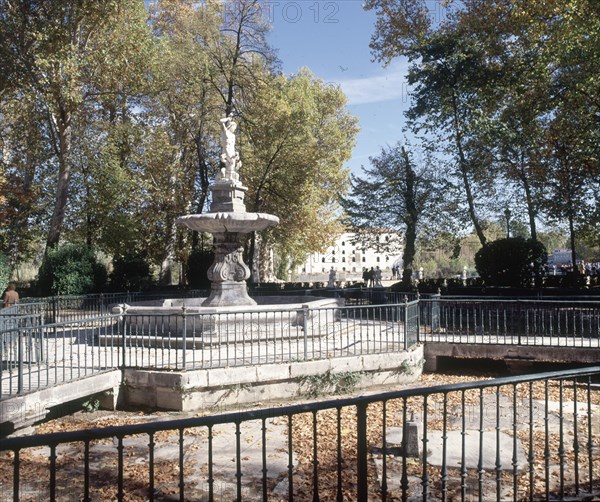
(219, 114, 241, 181)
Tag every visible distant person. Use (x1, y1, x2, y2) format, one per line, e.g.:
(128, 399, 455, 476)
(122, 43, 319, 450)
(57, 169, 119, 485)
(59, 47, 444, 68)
(368, 267, 375, 287)
(3, 283, 19, 308)
(374, 266, 383, 287)
(327, 267, 337, 288)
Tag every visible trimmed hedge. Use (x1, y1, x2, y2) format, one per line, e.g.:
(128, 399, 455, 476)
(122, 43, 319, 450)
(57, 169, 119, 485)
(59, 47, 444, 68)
(37, 244, 107, 296)
(475, 237, 547, 288)
(110, 253, 153, 291)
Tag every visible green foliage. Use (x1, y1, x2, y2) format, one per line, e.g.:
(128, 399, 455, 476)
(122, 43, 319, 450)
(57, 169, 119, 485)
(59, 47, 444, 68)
(0, 253, 9, 294)
(81, 398, 100, 413)
(299, 370, 363, 398)
(186, 248, 214, 289)
(37, 244, 107, 296)
(475, 238, 547, 287)
(109, 253, 153, 292)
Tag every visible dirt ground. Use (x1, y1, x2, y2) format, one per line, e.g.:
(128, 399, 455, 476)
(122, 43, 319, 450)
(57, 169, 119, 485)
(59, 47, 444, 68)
(1, 369, 599, 501)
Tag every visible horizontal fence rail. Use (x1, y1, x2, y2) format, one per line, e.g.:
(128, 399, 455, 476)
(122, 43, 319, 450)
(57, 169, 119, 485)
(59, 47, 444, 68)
(0, 366, 598, 501)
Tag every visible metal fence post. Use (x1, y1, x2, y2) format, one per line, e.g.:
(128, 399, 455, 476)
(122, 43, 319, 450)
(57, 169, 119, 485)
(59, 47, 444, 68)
(181, 303, 187, 369)
(120, 305, 128, 369)
(404, 296, 409, 351)
(416, 292, 421, 344)
(302, 305, 309, 360)
(17, 327, 23, 394)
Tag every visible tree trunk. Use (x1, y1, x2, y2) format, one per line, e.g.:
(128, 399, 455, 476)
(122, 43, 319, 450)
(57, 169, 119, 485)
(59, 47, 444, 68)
(46, 108, 72, 249)
(451, 93, 486, 246)
(518, 158, 538, 241)
(401, 148, 418, 288)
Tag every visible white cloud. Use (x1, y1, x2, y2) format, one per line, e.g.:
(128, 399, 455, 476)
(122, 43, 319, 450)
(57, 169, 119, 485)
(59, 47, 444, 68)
(334, 63, 410, 106)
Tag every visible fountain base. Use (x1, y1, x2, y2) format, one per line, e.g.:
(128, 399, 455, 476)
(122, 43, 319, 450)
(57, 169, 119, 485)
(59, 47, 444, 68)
(202, 280, 257, 307)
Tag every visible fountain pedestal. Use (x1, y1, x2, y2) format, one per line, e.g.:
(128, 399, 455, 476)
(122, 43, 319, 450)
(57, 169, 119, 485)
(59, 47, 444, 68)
(205, 232, 254, 306)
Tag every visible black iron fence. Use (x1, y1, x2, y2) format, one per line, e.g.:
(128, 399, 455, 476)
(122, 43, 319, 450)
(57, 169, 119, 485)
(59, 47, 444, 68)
(1, 300, 418, 398)
(0, 366, 597, 501)
(420, 298, 600, 346)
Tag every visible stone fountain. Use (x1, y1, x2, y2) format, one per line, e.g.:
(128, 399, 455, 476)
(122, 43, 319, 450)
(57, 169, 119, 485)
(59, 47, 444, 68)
(176, 115, 279, 307)
(111, 116, 341, 344)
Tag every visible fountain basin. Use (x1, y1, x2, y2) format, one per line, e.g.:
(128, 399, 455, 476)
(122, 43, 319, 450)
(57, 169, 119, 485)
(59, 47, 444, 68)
(112, 296, 343, 346)
(176, 212, 279, 234)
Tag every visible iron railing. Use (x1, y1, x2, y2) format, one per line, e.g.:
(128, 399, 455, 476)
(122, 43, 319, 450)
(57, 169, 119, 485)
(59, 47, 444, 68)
(0, 366, 597, 501)
(2, 301, 417, 398)
(420, 298, 600, 346)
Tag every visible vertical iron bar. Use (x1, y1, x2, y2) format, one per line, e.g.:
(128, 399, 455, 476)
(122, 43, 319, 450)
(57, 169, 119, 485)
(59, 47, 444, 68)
(179, 428, 185, 502)
(495, 387, 501, 502)
(573, 379, 580, 495)
(17, 328, 23, 394)
(587, 377, 593, 493)
(401, 397, 409, 502)
(422, 395, 429, 501)
(262, 418, 268, 501)
(49, 444, 57, 502)
(356, 402, 368, 502)
(303, 306, 309, 361)
(460, 390, 467, 500)
(117, 436, 124, 501)
(559, 380, 565, 499)
(441, 393, 448, 502)
(148, 432, 155, 502)
(512, 384, 518, 501)
(312, 410, 319, 502)
(544, 380, 550, 501)
(208, 425, 214, 500)
(337, 407, 343, 502)
(12, 449, 19, 502)
(84, 440, 91, 502)
(181, 305, 187, 370)
(381, 400, 388, 502)
(235, 421, 242, 501)
(478, 389, 484, 502)
(528, 382, 534, 502)
(288, 415, 294, 501)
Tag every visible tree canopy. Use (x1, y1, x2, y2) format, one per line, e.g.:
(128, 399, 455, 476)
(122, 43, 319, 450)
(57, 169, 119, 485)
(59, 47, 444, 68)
(0, 0, 358, 284)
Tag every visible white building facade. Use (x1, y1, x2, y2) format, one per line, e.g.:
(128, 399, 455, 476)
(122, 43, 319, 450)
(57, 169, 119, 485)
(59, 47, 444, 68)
(295, 231, 403, 282)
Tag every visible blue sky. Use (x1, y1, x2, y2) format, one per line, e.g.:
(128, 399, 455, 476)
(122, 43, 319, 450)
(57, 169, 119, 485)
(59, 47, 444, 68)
(267, 0, 412, 175)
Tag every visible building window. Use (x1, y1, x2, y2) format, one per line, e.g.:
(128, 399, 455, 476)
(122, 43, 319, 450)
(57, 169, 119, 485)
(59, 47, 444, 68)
(362, 257, 366, 262)
(322, 258, 325, 263)
(342, 258, 345, 262)
(377, 257, 380, 262)
(332, 258, 336, 263)
(352, 257, 356, 262)
(342, 241, 345, 246)
(302, 267, 306, 272)
(343, 267, 346, 271)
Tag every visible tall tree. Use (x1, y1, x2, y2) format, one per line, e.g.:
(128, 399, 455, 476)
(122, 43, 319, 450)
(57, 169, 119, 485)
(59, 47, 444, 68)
(342, 143, 440, 287)
(241, 70, 358, 280)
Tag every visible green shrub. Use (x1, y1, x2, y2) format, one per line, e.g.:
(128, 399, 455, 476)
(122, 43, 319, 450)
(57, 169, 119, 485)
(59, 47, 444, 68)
(110, 252, 153, 291)
(37, 244, 107, 296)
(475, 237, 547, 287)
(0, 253, 9, 295)
(186, 248, 214, 289)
